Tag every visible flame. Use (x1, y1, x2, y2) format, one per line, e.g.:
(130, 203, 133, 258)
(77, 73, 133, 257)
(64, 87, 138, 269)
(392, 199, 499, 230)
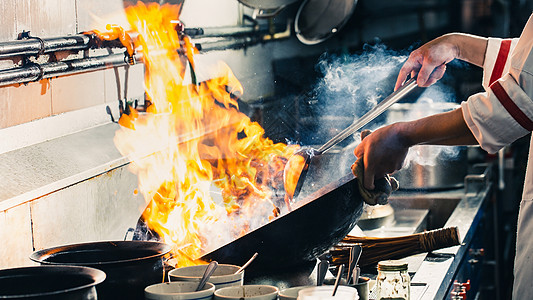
(101, 2, 299, 266)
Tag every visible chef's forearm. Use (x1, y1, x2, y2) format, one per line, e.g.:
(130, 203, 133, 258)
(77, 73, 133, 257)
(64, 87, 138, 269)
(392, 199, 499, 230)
(396, 108, 478, 147)
(445, 33, 488, 67)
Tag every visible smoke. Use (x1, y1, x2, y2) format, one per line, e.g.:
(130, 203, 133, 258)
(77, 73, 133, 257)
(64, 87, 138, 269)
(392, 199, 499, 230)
(309, 42, 464, 166)
(312, 43, 408, 120)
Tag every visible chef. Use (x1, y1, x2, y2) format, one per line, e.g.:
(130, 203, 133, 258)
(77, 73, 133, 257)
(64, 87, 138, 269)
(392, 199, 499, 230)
(353, 13, 533, 298)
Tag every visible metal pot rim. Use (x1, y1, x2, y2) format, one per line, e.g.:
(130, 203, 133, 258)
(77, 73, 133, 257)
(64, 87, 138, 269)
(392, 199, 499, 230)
(29, 240, 172, 266)
(0, 265, 105, 298)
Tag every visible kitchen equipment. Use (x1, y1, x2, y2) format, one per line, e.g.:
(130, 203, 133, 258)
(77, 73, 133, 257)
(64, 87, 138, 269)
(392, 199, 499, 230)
(298, 285, 358, 299)
(214, 285, 279, 300)
(349, 276, 369, 300)
(317, 260, 329, 286)
(0, 265, 105, 300)
(357, 204, 395, 230)
(295, 0, 358, 45)
(387, 101, 468, 190)
(330, 227, 460, 267)
(29, 241, 171, 300)
(237, 0, 300, 18)
(235, 252, 259, 274)
(346, 245, 362, 284)
(196, 261, 218, 291)
(332, 264, 344, 296)
(144, 282, 215, 300)
(284, 78, 419, 201)
(200, 172, 364, 277)
(136, 138, 365, 278)
(169, 264, 244, 290)
(279, 286, 312, 300)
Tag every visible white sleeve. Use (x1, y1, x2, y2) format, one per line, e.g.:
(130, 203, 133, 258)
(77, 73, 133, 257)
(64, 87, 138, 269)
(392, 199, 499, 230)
(481, 38, 519, 90)
(462, 73, 532, 153)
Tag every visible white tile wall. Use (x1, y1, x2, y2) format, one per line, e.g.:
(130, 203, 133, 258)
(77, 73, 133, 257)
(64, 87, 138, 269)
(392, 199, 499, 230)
(15, 0, 77, 37)
(0, 204, 34, 268)
(0, 1, 17, 42)
(0, 81, 52, 128)
(31, 166, 146, 251)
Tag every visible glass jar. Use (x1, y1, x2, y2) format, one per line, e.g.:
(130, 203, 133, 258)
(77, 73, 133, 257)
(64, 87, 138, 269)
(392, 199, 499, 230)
(375, 260, 410, 300)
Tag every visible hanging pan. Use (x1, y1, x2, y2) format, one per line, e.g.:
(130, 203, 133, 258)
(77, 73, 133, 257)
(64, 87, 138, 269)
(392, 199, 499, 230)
(295, 0, 358, 45)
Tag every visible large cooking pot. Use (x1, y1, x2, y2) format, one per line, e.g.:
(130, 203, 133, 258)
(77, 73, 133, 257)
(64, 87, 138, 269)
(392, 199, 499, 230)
(387, 100, 468, 190)
(135, 145, 364, 278)
(30, 241, 171, 300)
(0, 265, 105, 300)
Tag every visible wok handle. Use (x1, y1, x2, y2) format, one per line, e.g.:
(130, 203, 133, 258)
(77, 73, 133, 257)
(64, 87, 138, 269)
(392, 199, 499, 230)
(317, 78, 418, 154)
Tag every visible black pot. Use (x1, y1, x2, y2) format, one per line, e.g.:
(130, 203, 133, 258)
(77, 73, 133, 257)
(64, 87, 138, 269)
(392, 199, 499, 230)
(0, 265, 105, 300)
(29, 241, 171, 300)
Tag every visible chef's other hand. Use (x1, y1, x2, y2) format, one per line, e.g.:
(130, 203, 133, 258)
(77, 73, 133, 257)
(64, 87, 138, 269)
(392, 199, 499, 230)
(351, 156, 399, 205)
(353, 124, 409, 190)
(395, 34, 458, 90)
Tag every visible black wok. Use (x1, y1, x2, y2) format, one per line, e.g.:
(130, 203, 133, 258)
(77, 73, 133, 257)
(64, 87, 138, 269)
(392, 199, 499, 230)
(135, 146, 364, 277)
(30, 241, 171, 300)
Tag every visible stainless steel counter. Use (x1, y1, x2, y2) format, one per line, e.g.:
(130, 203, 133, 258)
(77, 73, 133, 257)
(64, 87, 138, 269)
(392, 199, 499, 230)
(392, 164, 493, 299)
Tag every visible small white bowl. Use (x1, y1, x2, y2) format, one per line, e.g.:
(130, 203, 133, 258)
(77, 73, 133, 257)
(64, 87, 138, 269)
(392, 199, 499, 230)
(145, 281, 215, 300)
(279, 286, 313, 300)
(298, 285, 359, 300)
(214, 285, 278, 300)
(169, 264, 243, 290)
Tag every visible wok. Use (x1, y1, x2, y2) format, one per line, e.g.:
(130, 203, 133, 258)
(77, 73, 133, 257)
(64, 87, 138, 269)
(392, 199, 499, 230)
(30, 241, 171, 300)
(135, 145, 364, 277)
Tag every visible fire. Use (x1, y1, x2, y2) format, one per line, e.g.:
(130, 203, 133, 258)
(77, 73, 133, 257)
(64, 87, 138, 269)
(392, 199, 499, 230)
(101, 2, 299, 266)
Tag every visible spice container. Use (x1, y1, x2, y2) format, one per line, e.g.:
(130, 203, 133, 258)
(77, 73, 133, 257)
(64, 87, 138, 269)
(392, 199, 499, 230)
(376, 260, 410, 300)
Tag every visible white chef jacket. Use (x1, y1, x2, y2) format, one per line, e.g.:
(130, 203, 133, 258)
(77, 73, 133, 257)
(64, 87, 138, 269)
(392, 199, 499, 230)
(461, 13, 533, 299)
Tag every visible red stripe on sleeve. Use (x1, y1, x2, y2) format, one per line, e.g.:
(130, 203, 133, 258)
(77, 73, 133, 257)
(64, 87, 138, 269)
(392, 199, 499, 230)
(489, 39, 512, 85)
(491, 81, 533, 131)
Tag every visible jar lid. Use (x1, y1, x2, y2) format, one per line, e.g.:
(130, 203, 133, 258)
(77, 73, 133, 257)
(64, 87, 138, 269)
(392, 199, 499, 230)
(377, 260, 408, 271)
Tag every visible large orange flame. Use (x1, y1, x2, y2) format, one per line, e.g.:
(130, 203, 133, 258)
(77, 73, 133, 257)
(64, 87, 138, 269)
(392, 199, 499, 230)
(107, 2, 298, 266)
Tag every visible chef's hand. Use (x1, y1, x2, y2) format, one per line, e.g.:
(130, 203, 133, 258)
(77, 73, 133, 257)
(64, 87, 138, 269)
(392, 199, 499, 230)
(353, 126, 410, 190)
(395, 34, 458, 90)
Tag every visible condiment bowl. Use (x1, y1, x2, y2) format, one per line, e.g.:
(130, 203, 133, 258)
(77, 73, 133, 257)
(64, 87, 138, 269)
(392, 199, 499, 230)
(279, 286, 313, 300)
(298, 285, 359, 300)
(214, 284, 278, 300)
(145, 281, 215, 300)
(169, 264, 243, 290)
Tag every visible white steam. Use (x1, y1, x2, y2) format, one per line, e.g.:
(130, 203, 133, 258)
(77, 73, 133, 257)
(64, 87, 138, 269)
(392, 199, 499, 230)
(310, 43, 463, 167)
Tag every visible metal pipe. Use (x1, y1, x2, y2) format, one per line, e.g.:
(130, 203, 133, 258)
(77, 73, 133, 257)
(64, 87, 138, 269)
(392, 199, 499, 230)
(184, 26, 259, 38)
(0, 52, 142, 87)
(0, 34, 94, 58)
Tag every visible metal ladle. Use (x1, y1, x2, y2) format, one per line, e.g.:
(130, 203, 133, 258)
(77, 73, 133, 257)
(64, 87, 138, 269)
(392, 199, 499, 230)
(284, 78, 419, 201)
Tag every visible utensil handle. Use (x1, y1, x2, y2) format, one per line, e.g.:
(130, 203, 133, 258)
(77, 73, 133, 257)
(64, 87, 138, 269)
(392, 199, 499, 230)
(196, 261, 218, 291)
(234, 252, 258, 274)
(317, 78, 418, 154)
(332, 264, 344, 296)
(317, 259, 329, 286)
